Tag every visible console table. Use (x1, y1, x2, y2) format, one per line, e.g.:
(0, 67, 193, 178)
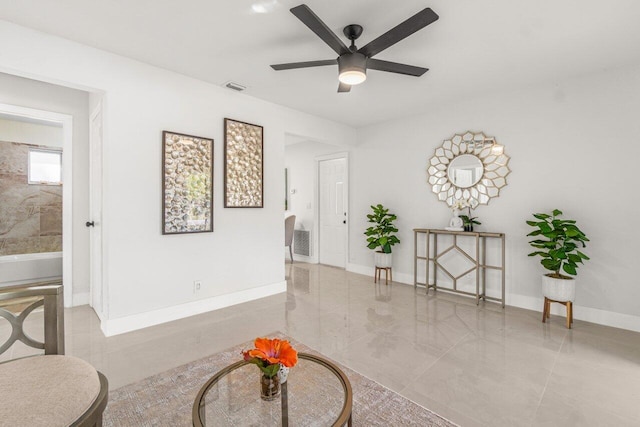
(413, 228, 506, 307)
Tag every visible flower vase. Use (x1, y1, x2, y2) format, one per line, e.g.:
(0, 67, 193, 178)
(260, 374, 280, 401)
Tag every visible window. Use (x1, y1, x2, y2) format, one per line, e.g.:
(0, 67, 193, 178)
(28, 148, 62, 185)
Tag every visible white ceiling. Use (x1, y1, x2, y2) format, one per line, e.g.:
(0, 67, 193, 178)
(1, 0, 640, 127)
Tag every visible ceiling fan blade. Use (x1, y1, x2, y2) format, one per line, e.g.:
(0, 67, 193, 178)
(271, 59, 337, 70)
(290, 4, 350, 55)
(338, 82, 351, 93)
(358, 8, 439, 58)
(368, 58, 428, 76)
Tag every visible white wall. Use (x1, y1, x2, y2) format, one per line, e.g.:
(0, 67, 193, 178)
(352, 63, 640, 331)
(0, 72, 89, 297)
(0, 20, 356, 333)
(0, 117, 63, 147)
(2, 19, 637, 333)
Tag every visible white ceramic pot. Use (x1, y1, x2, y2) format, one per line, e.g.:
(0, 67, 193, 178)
(374, 252, 393, 268)
(541, 274, 575, 302)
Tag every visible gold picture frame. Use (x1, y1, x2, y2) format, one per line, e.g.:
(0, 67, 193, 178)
(224, 118, 264, 208)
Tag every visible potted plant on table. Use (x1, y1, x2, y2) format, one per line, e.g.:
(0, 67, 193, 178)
(243, 337, 298, 401)
(364, 204, 400, 268)
(526, 209, 589, 302)
(459, 214, 481, 232)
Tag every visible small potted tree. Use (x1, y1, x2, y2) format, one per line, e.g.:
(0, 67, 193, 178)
(364, 204, 400, 268)
(526, 209, 589, 302)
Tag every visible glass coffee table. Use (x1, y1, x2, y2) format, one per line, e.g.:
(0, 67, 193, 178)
(192, 353, 353, 427)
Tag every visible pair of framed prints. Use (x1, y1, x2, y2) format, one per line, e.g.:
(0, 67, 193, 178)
(161, 118, 262, 235)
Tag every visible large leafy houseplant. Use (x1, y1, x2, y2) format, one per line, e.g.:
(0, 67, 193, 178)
(526, 209, 589, 278)
(364, 204, 400, 254)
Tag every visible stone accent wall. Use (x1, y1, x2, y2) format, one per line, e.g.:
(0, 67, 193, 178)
(0, 141, 62, 255)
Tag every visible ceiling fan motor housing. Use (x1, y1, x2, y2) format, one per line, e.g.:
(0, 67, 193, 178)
(343, 24, 363, 43)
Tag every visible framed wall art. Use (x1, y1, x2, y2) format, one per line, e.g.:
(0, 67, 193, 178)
(162, 131, 213, 234)
(224, 118, 264, 208)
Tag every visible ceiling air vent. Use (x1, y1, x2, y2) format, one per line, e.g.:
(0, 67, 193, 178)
(223, 81, 246, 92)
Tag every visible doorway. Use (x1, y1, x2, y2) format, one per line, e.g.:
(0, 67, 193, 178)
(317, 153, 348, 268)
(0, 103, 73, 306)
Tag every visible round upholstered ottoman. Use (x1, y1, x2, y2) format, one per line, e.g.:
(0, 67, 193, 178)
(0, 355, 106, 426)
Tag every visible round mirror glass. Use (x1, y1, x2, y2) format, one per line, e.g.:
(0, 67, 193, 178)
(447, 154, 483, 188)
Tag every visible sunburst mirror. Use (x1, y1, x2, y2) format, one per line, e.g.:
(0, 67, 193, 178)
(427, 131, 510, 208)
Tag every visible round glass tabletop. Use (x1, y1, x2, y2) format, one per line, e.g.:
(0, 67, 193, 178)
(193, 353, 353, 427)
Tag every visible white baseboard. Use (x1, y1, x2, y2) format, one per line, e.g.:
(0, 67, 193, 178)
(292, 254, 317, 264)
(101, 281, 287, 337)
(507, 294, 640, 333)
(72, 291, 90, 306)
(346, 262, 640, 333)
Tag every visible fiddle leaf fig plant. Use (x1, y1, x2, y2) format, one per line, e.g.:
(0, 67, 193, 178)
(364, 204, 400, 254)
(526, 209, 590, 278)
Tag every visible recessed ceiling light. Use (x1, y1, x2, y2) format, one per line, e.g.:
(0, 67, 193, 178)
(251, 0, 279, 14)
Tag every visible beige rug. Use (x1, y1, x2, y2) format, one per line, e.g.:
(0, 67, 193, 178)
(104, 333, 457, 426)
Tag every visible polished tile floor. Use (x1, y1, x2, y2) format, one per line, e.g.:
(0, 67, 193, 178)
(3, 263, 640, 426)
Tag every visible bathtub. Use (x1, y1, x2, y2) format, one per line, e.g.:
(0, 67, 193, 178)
(0, 251, 62, 287)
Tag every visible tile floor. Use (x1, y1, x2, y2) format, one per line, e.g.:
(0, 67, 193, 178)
(2, 263, 640, 426)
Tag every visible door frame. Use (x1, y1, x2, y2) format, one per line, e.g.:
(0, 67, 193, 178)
(88, 100, 105, 320)
(314, 152, 349, 268)
(0, 102, 74, 307)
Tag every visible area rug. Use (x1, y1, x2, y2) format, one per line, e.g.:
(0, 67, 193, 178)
(104, 333, 457, 426)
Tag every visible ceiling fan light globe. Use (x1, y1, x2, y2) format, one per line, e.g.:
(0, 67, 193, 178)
(338, 52, 367, 86)
(339, 70, 366, 85)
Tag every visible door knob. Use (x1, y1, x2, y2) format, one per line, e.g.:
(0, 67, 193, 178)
(86, 221, 95, 227)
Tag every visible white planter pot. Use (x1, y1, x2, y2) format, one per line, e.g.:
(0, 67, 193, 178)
(374, 252, 393, 268)
(541, 274, 575, 302)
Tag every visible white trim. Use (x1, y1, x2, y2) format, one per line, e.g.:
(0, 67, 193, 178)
(507, 294, 640, 333)
(100, 281, 287, 336)
(0, 276, 62, 289)
(346, 261, 640, 333)
(0, 251, 62, 262)
(72, 291, 90, 306)
(315, 152, 349, 268)
(97, 95, 109, 322)
(292, 254, 317, 264)
(0, 103, 73, 307)
(88, 99, 105, 320)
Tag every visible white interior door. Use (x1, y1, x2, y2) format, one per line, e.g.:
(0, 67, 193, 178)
(89, 105, 103, 317)
(318, 157, 347, 268)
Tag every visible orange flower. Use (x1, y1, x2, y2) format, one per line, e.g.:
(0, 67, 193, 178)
(243, 337, 298, 368)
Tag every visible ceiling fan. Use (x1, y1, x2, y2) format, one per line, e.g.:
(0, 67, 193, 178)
(270, 4, 439, 92)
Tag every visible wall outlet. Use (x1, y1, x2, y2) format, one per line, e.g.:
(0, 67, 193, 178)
(193, 280, 202, 293)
